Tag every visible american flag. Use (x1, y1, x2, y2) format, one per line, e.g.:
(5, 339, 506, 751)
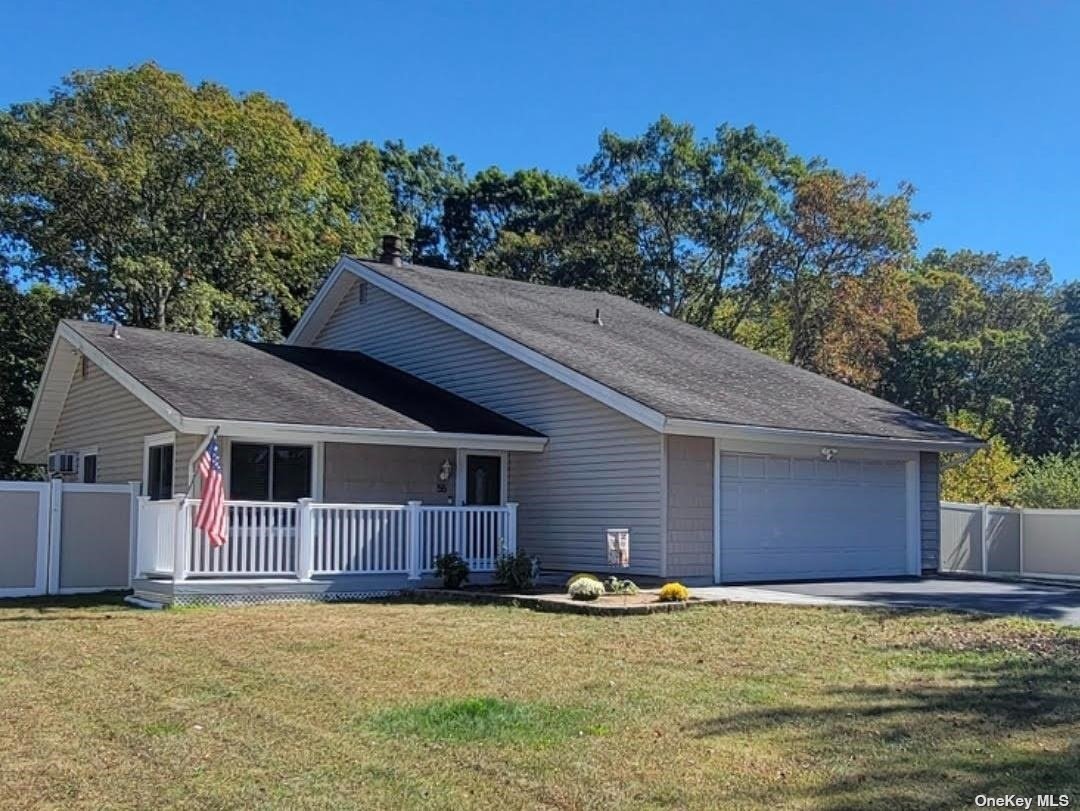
(194, 437, 227, 547)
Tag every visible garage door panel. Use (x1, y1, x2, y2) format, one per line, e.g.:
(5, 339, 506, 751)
(718, 452, 910, 583)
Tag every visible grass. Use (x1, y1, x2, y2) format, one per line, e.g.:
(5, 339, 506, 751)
(368, 697, 590, 744)
(0, 598, 1078, 810)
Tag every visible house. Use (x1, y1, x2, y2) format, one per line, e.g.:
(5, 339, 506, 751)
(17, 236, 981, 605)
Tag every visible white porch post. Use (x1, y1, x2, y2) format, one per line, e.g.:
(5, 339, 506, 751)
(174, 499, 191, 582)
(406, 500, 422, 580)
(505, 502, 518, 556)
(134, 493, 150, 580)
(297, 498, 315, 580)
(127, 479, 142, 587)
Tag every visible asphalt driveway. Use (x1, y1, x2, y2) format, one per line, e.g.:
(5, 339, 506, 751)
(698, 577, 1080, 626)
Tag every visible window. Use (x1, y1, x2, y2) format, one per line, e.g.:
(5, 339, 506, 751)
(81, 454, 97, 484)
(229, 443, 312, 502)
(146, 444, 174, 500)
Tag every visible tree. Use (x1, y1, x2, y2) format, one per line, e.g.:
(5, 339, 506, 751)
(761, 171, 924, 372)
(940, 411, 1021, 504)
(1013, 453, 1080, 509)
(0, 63, 392, 339)
(442, 167, 586, 272)
(581, 117, 803, 327)
(815, 265, 919, 388)
(0, 281, 76, 478)
(1023, 282, 1080, 457)
(880, 250, 1063, 457)
(377, 140, 466, 267)
(441, 167, 654, 303)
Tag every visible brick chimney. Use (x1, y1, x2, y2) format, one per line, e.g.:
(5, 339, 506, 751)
(380, 234, 403, 266)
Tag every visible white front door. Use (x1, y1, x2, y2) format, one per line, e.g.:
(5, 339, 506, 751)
(716, 451, 916, 583)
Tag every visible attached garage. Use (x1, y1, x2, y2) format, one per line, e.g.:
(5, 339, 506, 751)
(715, 446, 919, 583)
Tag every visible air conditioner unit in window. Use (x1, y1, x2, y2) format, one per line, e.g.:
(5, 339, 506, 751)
(47, 451, 78, 475)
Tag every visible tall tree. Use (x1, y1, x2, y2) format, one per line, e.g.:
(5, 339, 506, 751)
(0, 281, 76, 479)
(759, 171, 923, 372)
(581, 117, 803, 327)
(377, 140, 466, 267)
(880, 250, 1062, 456)
(0, 63, 393, 339)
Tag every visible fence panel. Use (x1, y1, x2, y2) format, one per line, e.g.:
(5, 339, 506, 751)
(939, 503, 983, 574)
(941, 502, 1080, 581)
(1021, 510, 1080, 580)
(0, 482, 50, 597)
(59, 484, 135, 591)
(985, 508, 1021, 575)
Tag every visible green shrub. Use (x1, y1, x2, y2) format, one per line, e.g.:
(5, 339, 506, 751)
(1014, 453, 1080, 508)
(658, 582, 690, 602)
(604, 576, 638, 595)
(568, 577, 605, 601)
(494, 550, 540, 590)
(434, 552, 470, 589)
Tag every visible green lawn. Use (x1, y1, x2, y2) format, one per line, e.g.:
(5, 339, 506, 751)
(1, 595, 1078, 810)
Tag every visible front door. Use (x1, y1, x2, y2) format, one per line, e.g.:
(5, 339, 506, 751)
(464, 454, 502, 505)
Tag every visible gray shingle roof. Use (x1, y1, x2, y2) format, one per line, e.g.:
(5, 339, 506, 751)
(66, 321, 541, 437)
(353, 259, 975, 444)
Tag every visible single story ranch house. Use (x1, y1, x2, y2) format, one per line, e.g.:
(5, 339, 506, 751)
(17, 237, 981, 605)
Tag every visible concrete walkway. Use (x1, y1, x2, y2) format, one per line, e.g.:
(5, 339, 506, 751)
(695, 577, 1080, 626)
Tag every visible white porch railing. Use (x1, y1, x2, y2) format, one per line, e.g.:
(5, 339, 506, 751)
(419, 505, 512, 573)
(136, 497, 180, 576)
(311, 504, 409, 575)
(135, 497, 517, 582)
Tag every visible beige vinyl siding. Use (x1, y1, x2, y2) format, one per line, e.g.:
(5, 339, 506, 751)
(313, 278, 664, 575)
(665, 435, 715, 580)
(324, 443, 456, 504)
(920, 452, 941, 572)
(50, 358, 198, 492)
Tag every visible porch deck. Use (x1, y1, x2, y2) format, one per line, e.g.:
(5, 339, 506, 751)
(134, 497, 516, 605)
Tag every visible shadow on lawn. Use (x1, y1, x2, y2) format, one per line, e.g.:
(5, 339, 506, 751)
(0, 590, 130, 620)
(692, 616, 1080, 809)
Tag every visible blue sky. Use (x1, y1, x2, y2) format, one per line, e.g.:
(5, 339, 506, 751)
(2, 1, 1078, 279)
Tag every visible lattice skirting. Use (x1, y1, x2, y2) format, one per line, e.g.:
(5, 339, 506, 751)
(161, 589, 408, 608)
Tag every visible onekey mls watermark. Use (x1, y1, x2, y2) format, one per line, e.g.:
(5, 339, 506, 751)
(975, 796, 1072, 809)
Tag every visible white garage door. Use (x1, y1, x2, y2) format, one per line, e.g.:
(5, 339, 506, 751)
(718, 452, 912, 583)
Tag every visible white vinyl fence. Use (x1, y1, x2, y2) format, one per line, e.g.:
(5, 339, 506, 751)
(0, 479, 139, 598)
(940, 501, 1080, 581)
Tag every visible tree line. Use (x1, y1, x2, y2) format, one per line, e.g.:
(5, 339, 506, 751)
(2, 63, 1078, 499)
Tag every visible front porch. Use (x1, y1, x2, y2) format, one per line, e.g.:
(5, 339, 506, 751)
(133, 497, 517, 605)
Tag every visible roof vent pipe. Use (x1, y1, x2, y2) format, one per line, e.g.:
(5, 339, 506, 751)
(380, 234, 403, 267)
(593, 308, 603, 326)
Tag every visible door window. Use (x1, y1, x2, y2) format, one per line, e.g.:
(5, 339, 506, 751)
(465, 454, 502, 506)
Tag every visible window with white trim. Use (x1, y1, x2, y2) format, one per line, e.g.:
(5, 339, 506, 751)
(229, 443, 312, 502)
(146, 443, 174, 500)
